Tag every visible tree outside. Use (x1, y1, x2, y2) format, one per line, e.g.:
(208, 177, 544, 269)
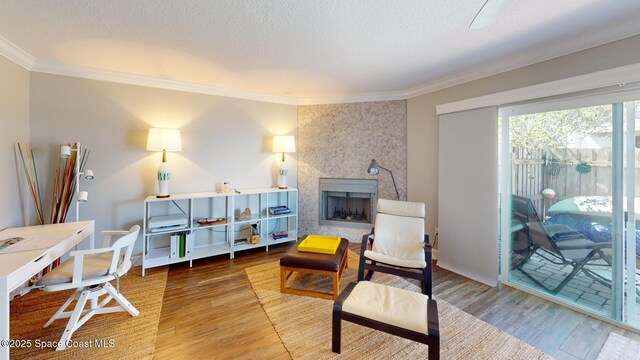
(509, 105, 612, 149)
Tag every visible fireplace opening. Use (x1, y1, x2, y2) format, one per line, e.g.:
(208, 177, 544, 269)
(319, 178, 377, 229)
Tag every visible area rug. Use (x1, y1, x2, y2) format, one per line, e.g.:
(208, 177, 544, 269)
(245, 251, 552, 359)
(596, 332, 640, 360)
(9, 267, 168, 360)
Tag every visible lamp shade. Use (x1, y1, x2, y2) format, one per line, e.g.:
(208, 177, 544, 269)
(367, 159, 380, 175)
(60, 145, 71, 158)
(272, 135, 296, 153)
(146, 128, 182, 151)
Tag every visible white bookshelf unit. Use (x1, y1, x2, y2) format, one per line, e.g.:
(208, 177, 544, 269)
(142, 187, 298, 276)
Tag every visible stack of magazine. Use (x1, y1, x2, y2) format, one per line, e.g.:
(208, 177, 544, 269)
(272, 230, 288, 239)
(268, 206, 291, 215)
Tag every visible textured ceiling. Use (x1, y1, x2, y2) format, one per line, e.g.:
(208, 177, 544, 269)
(1, 0, 640, 103)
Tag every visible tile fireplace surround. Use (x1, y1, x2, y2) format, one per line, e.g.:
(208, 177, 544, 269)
(298, 100, 407, 241)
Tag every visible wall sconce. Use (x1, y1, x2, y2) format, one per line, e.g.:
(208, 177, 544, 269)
(147, 128, 182, 198)
(367, 159, 399, 200)
(272, 135, 296, 189)
(59, 143, 95, 222)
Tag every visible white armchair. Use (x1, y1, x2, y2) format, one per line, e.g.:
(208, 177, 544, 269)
(357, 199, 432, 296)
(35, 225, 140, 350)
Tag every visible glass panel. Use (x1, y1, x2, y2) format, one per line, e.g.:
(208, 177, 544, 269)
(623, 101, 640, 327)
(507, 105, 619, 320)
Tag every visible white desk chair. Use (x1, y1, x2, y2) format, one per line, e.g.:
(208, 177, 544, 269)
(35, 225, 140, 350)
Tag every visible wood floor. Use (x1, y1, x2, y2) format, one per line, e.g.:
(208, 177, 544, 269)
(154, 243, 640, 359)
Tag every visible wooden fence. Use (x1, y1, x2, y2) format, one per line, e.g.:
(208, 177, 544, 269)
(511, 147, 640, 215)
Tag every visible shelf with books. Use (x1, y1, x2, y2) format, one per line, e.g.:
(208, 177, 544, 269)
(231, 221, 263, 255)
(267, 190, 296, 213)
(142, 187, 297, 275)
(265, 212, 297, 246)
(145, 229, 194, 265)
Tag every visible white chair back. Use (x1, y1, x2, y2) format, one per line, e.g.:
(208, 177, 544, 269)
(372, 199, 425, 262)
(377, 198, 425, 218)
(107, 225, 140, 276)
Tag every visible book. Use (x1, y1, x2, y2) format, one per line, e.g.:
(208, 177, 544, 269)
(179, 233, 185, 258)
(269, 206, 291, 215)
(169, 234, 179, 258)
(186, 232, 193, 256)
(272, 230, 288, 239)
(234, 238, 248, 246)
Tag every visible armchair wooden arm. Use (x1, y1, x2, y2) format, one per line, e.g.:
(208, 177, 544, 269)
(358, 230, 374, 282)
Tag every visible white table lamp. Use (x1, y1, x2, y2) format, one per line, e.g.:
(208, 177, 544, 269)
(147, 128, 182, 198)
(273, 135, 295, 189)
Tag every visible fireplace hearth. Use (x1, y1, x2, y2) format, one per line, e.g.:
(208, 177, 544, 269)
(319, 178, 377, 229)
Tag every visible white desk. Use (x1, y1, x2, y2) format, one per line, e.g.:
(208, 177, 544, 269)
(0, 221, 94, 360)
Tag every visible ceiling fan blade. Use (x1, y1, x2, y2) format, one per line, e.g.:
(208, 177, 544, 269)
(469, 0, 513, 29)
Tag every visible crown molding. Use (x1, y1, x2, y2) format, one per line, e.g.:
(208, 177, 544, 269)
(436, 62, 640, 115)
(0, 35, 35, 70)
(405, 27, 640, 99)
(29, 58, 407, 106)
(296, 90, 406, 106)
(30, 61, 299, 105)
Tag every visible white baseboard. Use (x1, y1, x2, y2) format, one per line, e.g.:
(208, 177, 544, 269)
(437, 260, 498, 287)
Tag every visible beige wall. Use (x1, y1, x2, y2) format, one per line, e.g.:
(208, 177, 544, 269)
(408, 34, 640, 240)
(0, 56, 29, 229)
(29, 73, 297, 253)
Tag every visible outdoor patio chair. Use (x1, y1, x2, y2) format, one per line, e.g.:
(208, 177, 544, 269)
(511, 194, 612, 294)
(357, 199, 432, 297)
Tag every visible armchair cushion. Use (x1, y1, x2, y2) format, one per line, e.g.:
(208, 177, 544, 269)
(364, 249, 426, 269)
(342, 281, 430, 334)
(36, 253, 113, 286)
(372, 213, 425, 266)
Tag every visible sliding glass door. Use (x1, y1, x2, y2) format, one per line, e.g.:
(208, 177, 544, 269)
(501, 99, 640, 328)
(622, 101, 638, 326)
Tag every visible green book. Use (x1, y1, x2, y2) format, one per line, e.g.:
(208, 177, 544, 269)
(179, 233, 186, 258)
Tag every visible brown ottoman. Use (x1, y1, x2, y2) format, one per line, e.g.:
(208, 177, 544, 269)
(280, 237, 349, 300)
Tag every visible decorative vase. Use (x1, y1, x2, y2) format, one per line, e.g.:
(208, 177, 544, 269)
(157, 162, 170, 198)
(278, 160, 288, 189)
